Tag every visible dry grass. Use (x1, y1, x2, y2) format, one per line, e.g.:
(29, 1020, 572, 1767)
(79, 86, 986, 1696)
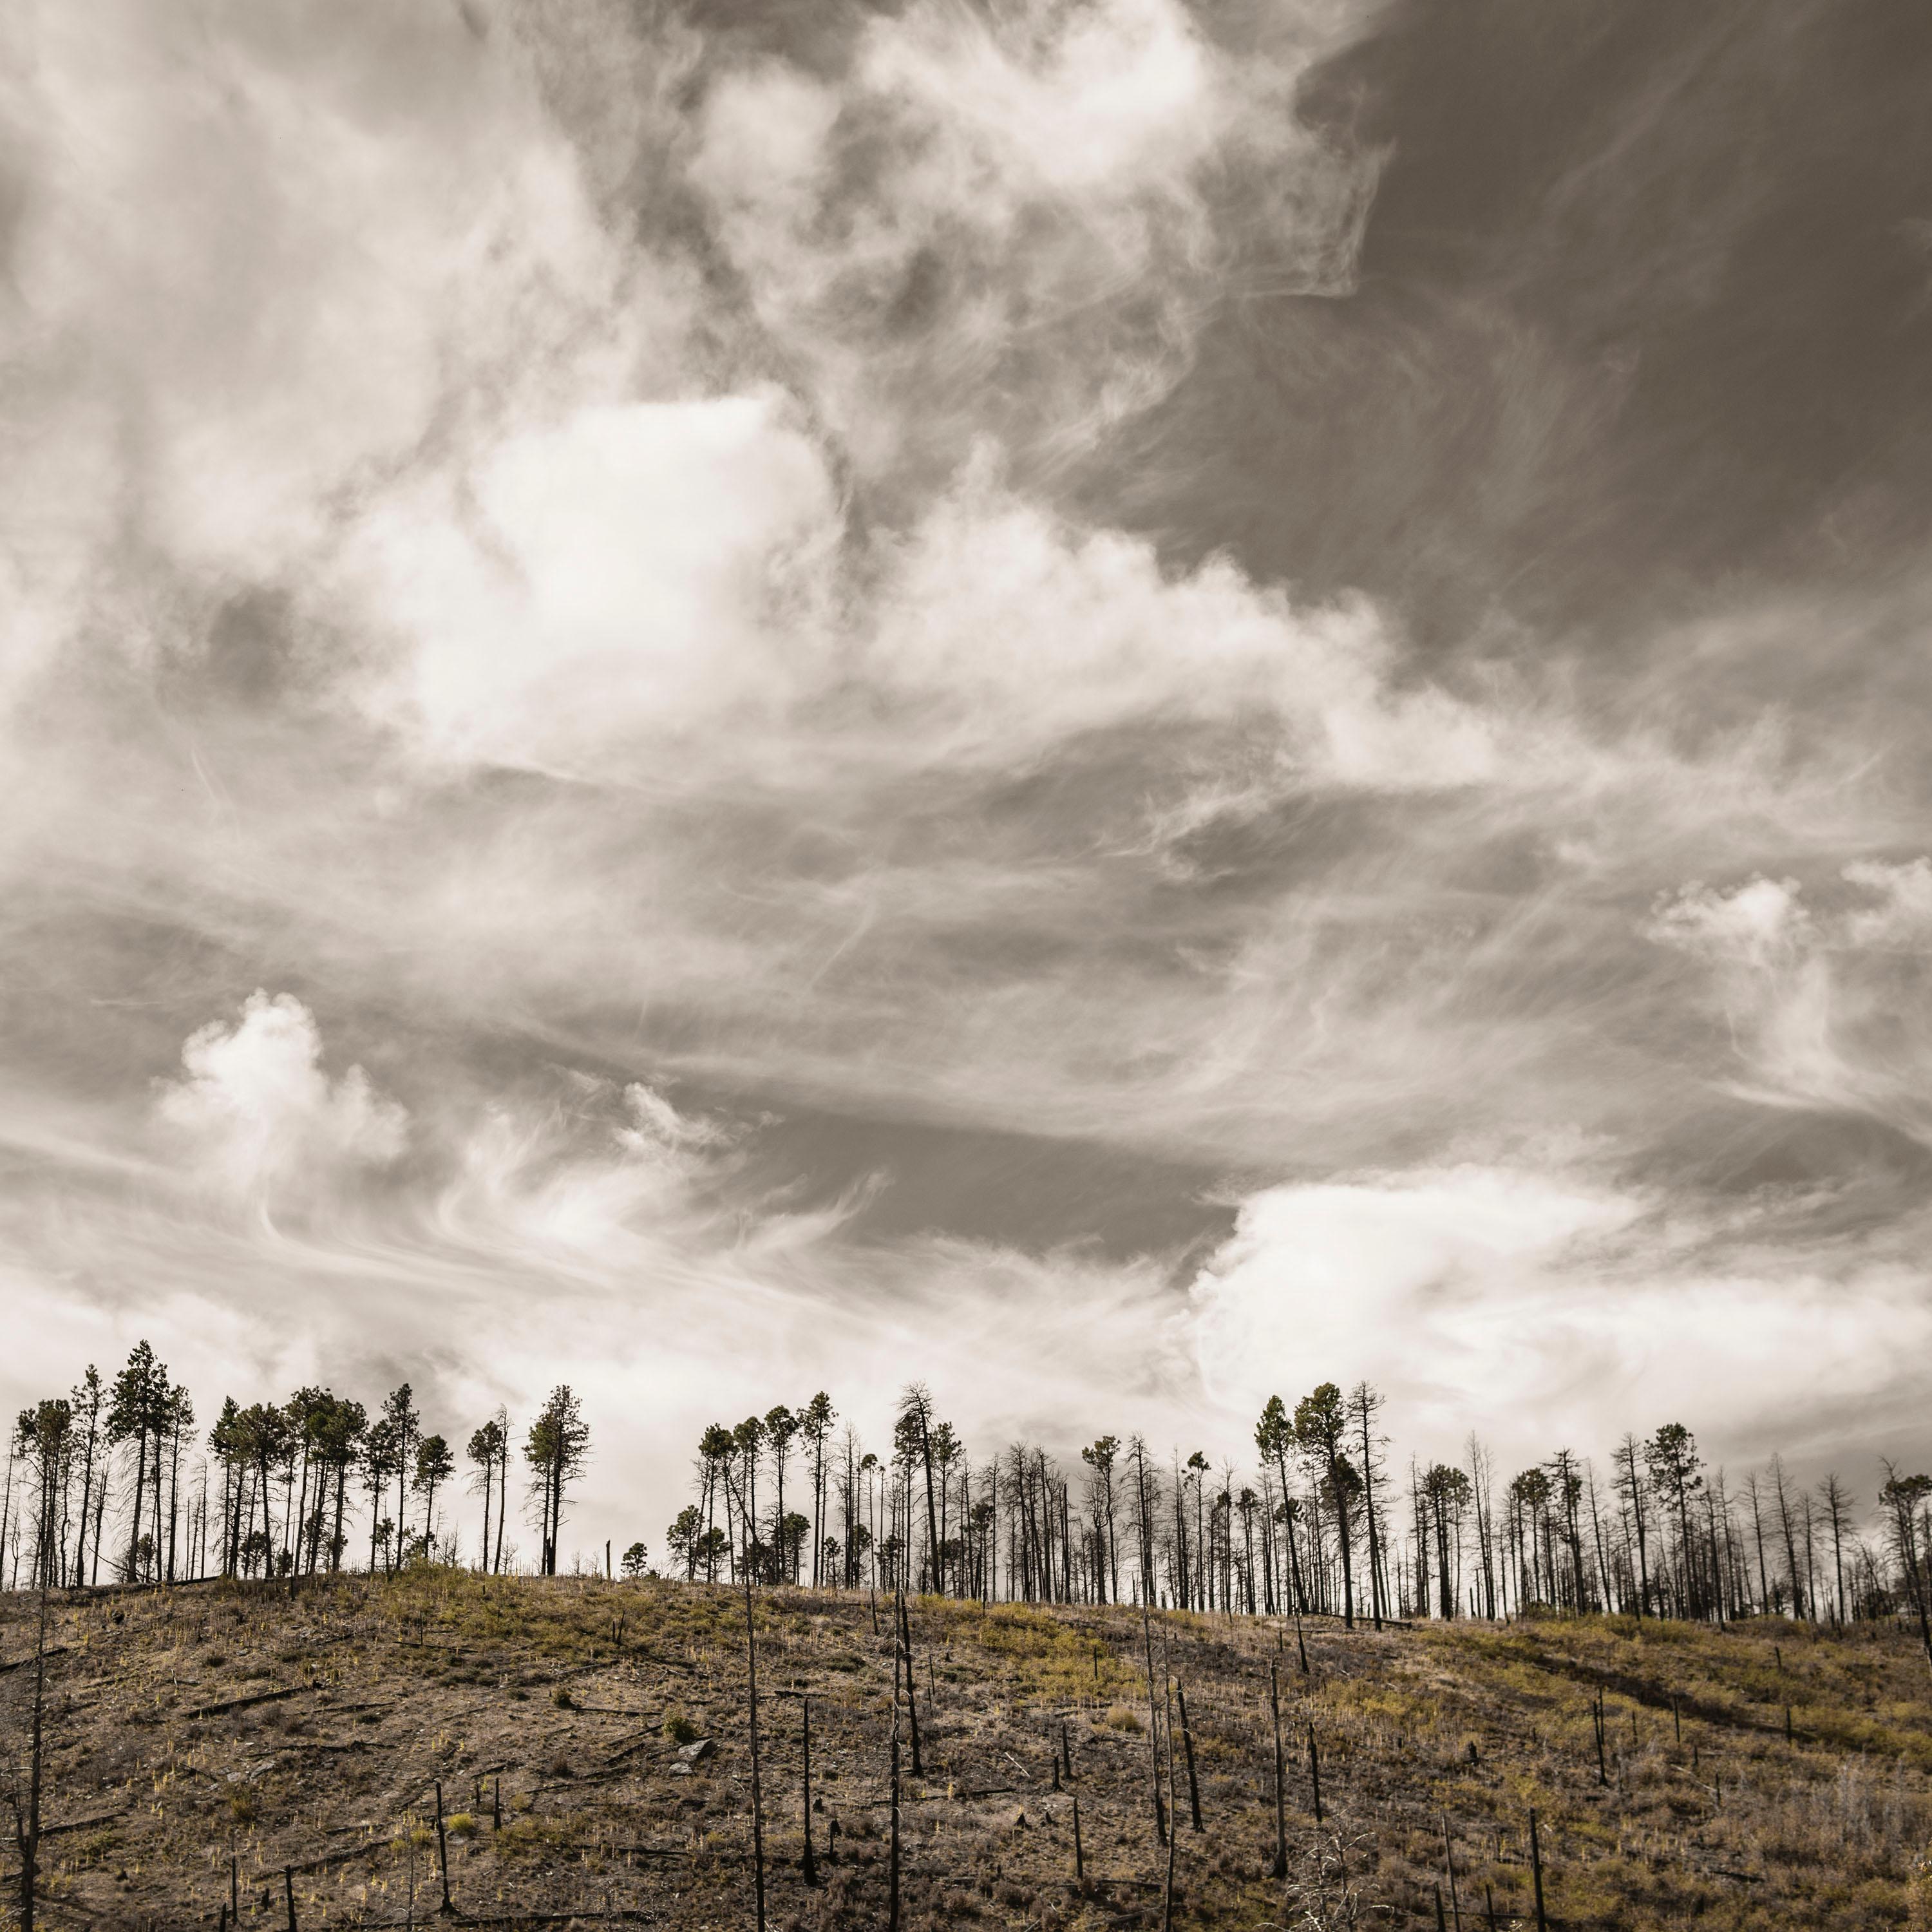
(1, 1576, 1928, 1929)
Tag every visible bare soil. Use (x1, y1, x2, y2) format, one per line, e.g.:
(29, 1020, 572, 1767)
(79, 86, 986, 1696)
(3, 1573, 1930, 1929)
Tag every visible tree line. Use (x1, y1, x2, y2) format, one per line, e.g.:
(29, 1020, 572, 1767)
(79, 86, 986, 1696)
(8, 1351, 1932, 1656)
(3, 1343, 589, 1589)
(667, 1381, 1932, 1656)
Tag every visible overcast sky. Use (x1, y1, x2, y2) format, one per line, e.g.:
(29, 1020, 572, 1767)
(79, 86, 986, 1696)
(5, 0, 1932, 1561)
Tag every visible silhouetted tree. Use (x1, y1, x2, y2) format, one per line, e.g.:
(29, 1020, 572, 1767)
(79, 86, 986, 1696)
(801, 1392, 836, 1587)
(667, 1504, 703, 1580)
(1817, 1473, 1853, 1625)
(896, 1384, 944, 1595)
(313, 1395, 366, 1573)
(1422, 1465, 1472, 1618)
(363, 1416, 401, 1573)
(1081, 1435, 1121, 1604)
(66, 1367, 104, 1590)
(1347, 1383, 1389, 1627)
(1644, 1423, 1705, 1619)
(766, 1405, 799, 1580)
(107, 1341, 164, 1582)
(734, 1416, 766, 1578)
(381, 1384, 421, 1569)
(1255, 1397, 1302, 1613)
(1615, 1434, 1652, 1616)
(1880, 1465, 1932, 1663)
(1295, 1383, 1357, 1629)
(524, 1385, 590, 1577)
(467, 1415, 506, 1574)
(414, 1434, 454, 1557)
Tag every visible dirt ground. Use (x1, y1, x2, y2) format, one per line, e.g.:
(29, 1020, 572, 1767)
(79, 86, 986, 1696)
(3, 1571, 1930, 1929)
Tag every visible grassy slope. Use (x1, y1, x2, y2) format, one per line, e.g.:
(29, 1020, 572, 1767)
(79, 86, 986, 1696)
(3, 1575, 1929, 1929)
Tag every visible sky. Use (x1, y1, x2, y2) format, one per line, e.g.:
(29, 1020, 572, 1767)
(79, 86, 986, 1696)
(5, 0, 1932, 1564)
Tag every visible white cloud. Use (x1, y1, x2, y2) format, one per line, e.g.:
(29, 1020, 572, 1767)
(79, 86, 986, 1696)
(156, 992, 406, 1202)
(6, 0, 1929, 1556)
(1841, 856, 1932, 949)
(691, 0, 1379, 472)
(1647, 863, 1932, 1137)
(867, 468, 1510, 784)
(1645, 874, 1812, 969)
(0, 0, 679, 720)
(1190, 1166, 1636, 1411)
(341, 392, 837, 770)
(619, 1083, 735, 1154)
(1188, 1163, 1932, 1469)
(860, 0, 1218, 204)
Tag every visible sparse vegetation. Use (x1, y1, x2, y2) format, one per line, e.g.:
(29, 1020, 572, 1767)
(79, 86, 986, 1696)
(2, 1572, 1928, 1928)
(5, 1354, 1931, 1927)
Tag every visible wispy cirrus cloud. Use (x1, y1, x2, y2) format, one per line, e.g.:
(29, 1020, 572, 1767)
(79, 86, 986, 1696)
(1646, 860, 1932, 1145)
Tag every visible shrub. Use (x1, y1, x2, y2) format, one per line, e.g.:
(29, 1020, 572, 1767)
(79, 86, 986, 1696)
(446, 1814, 477, 1840)
(663, 1711, 699, 1745)
(1103, 1704, 1144, 1733)
(552, 1685, 574, 1709)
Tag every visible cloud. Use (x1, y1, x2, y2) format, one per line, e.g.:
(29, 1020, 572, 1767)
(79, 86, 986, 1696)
(1188, 1162, 1932, 1470)
(0, 0, 682, 722)
(334, 406, 1513, 803)
(1645, 875, 1813, 971)
(1190, 1165, 1636, 1412)
(5, 0, 1932, 1562)
(341, 391, 838, 770)
(1841, 857, 1932, 949)
(864, 466, 1510, 784)
(155, 992, 406, 1204)
(1646, 862, 1932, 1141)
(690, 0, 1380, 477)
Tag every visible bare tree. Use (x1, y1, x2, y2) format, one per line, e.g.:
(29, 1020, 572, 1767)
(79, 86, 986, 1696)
(1349, 1383, 1388, 1628)
(7, 1401, 69, 1932)
(1770, 1454, 1806, 1620)
(1879, 1466, 1932, 1665)
(1615, 1434, 1651, 1616)
(1817, 1473, 1853, 1625)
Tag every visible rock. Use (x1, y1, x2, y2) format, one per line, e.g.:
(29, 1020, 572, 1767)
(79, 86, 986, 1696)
(677, 1738, 714, 1764)
(668, 1764, 692, 1778)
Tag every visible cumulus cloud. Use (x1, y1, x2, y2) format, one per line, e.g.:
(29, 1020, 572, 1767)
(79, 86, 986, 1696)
(1645, 875, 1813, 970)
(865, 467, 1509, 783)
(156, 992, 406, 1204)
(1188, 1163, 1932, 1469)
(341, 391, 838, 770)
(336, 408, 1510, 799)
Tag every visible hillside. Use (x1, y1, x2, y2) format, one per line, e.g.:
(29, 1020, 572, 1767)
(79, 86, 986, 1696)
(3, 1575, 1930, 1930)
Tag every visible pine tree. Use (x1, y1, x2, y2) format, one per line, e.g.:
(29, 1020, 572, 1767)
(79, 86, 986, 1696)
(524, 1387, 590, 1577)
